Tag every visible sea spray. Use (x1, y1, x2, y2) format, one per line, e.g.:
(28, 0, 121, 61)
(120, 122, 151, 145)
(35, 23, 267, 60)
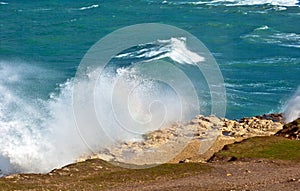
(0, 61, 87, 175)
(0, 62, 178, 175)
(0, 63, 175, 175)
(283, 86, 300, 123)
(0, 36, 218, 175)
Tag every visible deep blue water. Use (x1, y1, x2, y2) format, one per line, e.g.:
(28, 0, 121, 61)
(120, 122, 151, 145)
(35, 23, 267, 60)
(1, 0, 299, 119)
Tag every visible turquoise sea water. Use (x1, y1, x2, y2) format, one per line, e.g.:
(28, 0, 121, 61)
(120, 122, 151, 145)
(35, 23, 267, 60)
(0, 0, 299, 174)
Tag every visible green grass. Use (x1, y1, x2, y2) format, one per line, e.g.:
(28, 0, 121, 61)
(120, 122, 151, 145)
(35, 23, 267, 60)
(2, 136, 299, 190)
(0, 159, 211, 191)
(83, 162, 210, 183)
(215, 136, 300, 161)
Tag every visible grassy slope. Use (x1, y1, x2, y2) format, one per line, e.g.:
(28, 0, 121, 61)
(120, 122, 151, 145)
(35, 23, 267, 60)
(0, 160, 210, 191)
(215, 136, 300, 161)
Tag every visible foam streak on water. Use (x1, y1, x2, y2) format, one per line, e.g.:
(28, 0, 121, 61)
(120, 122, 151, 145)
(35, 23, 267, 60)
(166, 0, 300, 7)
(78, 4, 99, 10)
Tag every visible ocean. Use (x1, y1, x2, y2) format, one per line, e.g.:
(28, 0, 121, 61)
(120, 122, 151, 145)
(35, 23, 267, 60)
(0, 0, 299, 175)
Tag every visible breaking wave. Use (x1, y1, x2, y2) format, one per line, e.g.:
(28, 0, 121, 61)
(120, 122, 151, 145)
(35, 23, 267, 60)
(0, 37, 208, 175)
(283, 86, 300, 123)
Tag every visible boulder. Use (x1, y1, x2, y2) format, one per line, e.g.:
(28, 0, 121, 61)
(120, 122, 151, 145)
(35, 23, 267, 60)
(275, 118, 300, 140)
(79, 114, 284, 164)
(255, 113, 284, 124)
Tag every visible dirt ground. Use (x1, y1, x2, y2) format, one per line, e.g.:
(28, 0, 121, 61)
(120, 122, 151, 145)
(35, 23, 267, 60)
(105, 160, 300, 191)
(1, 136, 299, 191)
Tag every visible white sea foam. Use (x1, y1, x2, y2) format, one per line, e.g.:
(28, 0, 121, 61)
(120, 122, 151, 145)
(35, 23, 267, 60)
(254, 25, 269, 31)
(273, 33, 300, 48)
(281, 44, 300, 48)
(242, 30, 300, 48)
(0, 63, 150, 174)
(116, 37, 205, 65)
(171, 0, 299, 7)
(283, 87, 300, 123)
(0, 37, 204, 175)
(157, 38, 205, 64)
(78, 4, 99, 10)
(228, 0, 299, 6)
(0, 61, 85, 175)
(0, 2, 8, 5)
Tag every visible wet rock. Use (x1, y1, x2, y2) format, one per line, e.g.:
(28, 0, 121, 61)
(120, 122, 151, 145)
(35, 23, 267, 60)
(255, 113, 284, 124)
(275, 118, 300, 140)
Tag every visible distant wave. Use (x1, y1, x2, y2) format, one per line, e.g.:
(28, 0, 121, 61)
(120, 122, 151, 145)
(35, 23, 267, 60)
(283, 87, 300, 123)
(224, 0, 299, 7)
(241, 28, 300, 49)
(254, 25, 269, 31)
(115, 37, 205, 65)
(78, 4, 99, 10)
(0, 2, 8, 5)
(160, 0, 299, 7)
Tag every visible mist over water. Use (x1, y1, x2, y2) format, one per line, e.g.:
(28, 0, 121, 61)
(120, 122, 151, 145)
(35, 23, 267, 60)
(0, 61, 85, 175)
(0, 62, 168, 175)
(283, 87, 300, 123)
(0, 38, 208, 175)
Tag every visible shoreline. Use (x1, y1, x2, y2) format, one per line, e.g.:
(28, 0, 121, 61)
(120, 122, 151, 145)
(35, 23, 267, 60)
(0, 113, 291, 175)
(1, 114, 299, 191)
(78, 113, 284, 165)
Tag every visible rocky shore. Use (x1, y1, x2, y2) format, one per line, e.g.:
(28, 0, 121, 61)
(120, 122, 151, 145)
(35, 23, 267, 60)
(83, 114, 284, 165)
(276, 118, 300, 140)
(1, 114, 300, 191)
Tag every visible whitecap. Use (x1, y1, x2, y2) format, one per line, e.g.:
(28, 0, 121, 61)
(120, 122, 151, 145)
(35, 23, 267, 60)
(254, 25, 269, 31)
(275, 6, 287, 11)
(170, 0, 299, 7)
(231, 0, 299, 7)
(115, 37, 205, 65)
(157, 37, 205, 64)
(280, 44, 300, 48)
(78, 4, 99, 10)
(242, 30, 300, 48)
